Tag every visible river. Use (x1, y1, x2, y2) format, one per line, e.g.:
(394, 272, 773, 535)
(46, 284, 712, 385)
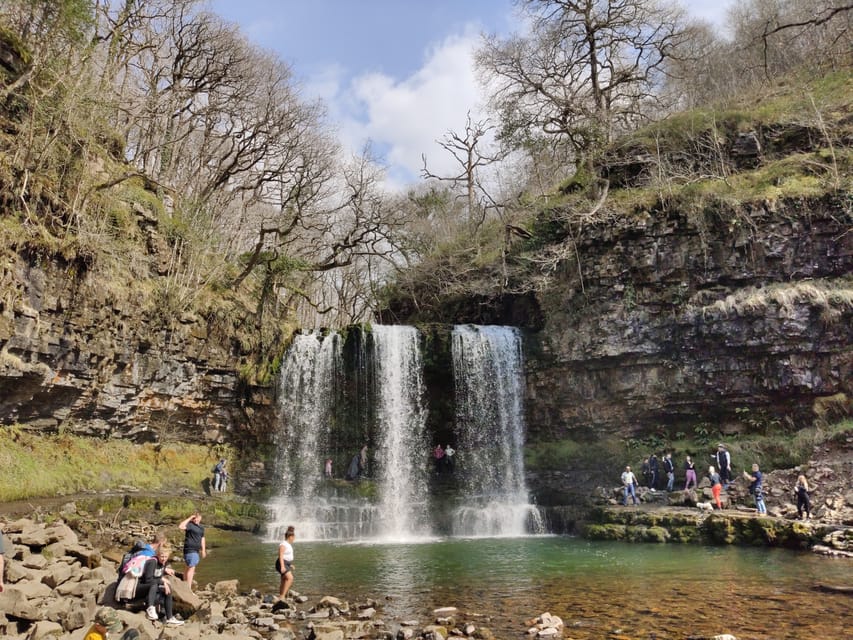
(194, 533, 851, 639)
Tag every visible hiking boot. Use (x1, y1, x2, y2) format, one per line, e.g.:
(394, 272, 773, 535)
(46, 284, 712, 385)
(165, 617, 184, 626)
(146, 606, 158, 621)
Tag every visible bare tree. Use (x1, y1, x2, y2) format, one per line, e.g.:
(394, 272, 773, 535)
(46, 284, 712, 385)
(477, 0, 691, 165)
(421, 112, 504, 227)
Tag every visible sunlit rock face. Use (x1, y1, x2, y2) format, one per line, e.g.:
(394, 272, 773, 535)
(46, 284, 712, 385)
(385, 193, 852, 440)
(0, 254, 276, 451)
(524, 194, 851, 440)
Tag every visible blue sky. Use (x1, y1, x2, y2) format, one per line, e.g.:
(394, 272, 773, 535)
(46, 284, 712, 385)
(207, 0, 734, 189)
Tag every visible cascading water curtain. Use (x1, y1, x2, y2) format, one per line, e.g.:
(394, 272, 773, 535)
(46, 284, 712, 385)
(371, 325, 432, 540)
(451, 325, 545, 536)
(267, 330, 341, 541)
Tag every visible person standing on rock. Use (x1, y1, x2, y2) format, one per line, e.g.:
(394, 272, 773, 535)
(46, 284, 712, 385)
(663, 453, 675, 491)
(743, 463, 767, 515)
(708, 465, 723, 509)
(794, 475, 812, 520)
(648, 453, 659, 490)
(276, 525, 296, 600)
(713, 444, 732, 489)
(621, 466, 639, 505)
(179, 511, 207, 591)
(684, 455, 697, 490)
(212, 459, 227, 492)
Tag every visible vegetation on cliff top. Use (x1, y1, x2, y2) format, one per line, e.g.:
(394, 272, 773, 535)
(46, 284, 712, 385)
(2, 1, 851, 336)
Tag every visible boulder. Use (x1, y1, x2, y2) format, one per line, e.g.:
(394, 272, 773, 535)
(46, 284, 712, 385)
(170, 576, 202, 612)
(17, 524, 49, 547)
(26, 620, 64, 640)
(213, 579, 239, 596)
(41, 562, 74, 588)
(0, 586, 43, 620)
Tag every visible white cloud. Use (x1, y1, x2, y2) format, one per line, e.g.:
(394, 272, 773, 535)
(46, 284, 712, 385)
(330, 26, 489, 190)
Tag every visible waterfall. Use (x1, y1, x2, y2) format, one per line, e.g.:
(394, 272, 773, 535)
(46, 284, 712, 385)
(267, 324, 543, 542)
(371, 325, 431, 540)
(450, 325, 544, 536)
(266, 331, 377, 541)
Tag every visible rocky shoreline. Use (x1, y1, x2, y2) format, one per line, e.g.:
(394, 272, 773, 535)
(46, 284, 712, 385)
(1, 510, 560, 640)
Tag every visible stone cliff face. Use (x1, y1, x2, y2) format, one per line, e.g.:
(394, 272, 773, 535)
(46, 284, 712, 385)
(524, 194, 852, 440)
(0, 254, 277, 447)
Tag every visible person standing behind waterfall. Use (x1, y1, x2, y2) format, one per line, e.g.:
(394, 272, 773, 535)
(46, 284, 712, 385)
(433, 444, 445, 474)
(360, 444, 368, 475)
(276, 526, 296, 601)
(444, 444, 455, 473)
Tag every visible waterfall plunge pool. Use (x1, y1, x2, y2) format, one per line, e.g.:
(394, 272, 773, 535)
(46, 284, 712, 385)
(195, 533, 850, 639)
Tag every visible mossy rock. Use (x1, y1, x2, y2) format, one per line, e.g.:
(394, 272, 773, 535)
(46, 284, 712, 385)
(669, 526, 701, 543)
(583, 523, 627, 541)
(701, 515, 737, 544)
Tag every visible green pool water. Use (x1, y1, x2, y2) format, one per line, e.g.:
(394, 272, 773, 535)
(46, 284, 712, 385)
(191, 534, 852, 639)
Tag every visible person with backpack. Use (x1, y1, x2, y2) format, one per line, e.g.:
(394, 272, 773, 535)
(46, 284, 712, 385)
(179, 511, 207, 592)
(743, 463, 767, 515)
(117, 531, 165, 583)
(212, 459, 227, 492)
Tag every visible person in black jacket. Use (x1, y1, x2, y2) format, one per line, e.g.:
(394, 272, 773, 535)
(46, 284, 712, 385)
(663, 453, 675, 491)
(648, 453, 659, 489)
(713, 444, 732, 489)
(139, 545, 184, 626)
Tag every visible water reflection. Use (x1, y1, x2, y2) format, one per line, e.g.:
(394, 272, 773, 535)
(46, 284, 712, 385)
(198, 535, 851, 639)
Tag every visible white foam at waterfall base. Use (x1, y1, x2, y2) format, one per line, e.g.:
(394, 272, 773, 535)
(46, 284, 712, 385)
(450, 325, 545, 536)
(266, 330, 347, 541)
(371, 325, 432, 542)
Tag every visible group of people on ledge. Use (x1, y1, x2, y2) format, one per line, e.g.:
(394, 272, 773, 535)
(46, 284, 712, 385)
(324, 443, 459, 481)
(622, 443, 812, 518)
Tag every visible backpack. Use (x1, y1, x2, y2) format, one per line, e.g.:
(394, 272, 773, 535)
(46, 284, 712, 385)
(117, 539, 148, 580)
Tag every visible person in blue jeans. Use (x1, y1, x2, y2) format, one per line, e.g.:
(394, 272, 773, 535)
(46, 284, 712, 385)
(621, 466, 639, 505)
(743, 463, 767, 514)
(663, 453, 675, 491)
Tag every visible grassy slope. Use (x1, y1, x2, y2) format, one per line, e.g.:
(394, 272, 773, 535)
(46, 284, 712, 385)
(0, 428, 233, 502)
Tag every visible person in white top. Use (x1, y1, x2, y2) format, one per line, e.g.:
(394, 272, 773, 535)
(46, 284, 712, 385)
(621, 466, 639, 505)
(277, 526, 296, 600)
(444, 445, 455, 473)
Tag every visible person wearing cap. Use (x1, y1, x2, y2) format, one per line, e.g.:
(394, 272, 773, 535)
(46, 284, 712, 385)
(712, 444, 732, 489)
(84, 607, 123, 640)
